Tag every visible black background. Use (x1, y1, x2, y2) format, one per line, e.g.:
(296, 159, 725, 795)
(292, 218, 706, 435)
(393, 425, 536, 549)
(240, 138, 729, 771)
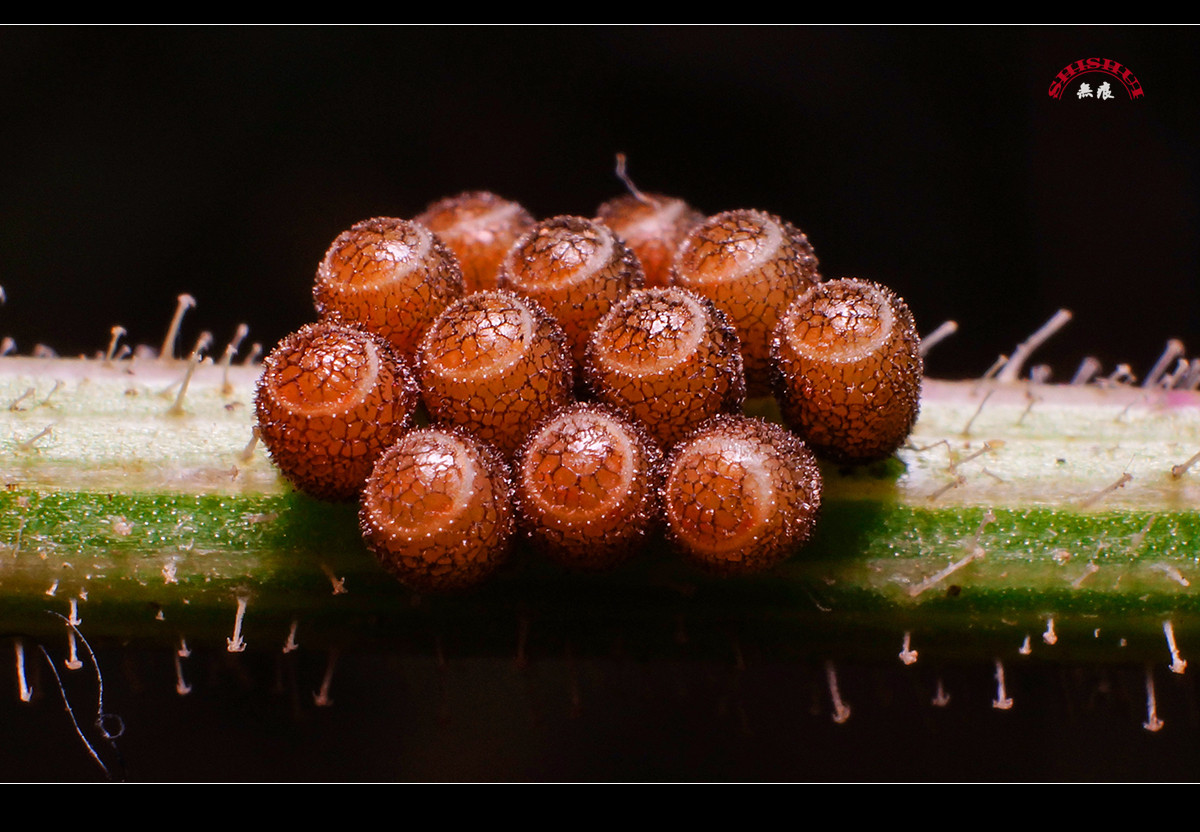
(3, 27, 1199, 782)
(2, 27, 1196, 381)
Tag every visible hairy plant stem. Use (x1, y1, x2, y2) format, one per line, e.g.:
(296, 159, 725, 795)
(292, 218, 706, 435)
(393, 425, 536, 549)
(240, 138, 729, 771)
(1, 356, 1198, 662)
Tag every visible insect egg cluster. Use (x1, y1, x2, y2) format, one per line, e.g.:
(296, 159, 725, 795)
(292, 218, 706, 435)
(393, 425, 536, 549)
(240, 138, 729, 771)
(255, 185, 923, 591)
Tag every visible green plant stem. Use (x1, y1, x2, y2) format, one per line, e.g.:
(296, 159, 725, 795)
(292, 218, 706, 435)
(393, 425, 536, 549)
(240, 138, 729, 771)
(1, 357, 1199, 661)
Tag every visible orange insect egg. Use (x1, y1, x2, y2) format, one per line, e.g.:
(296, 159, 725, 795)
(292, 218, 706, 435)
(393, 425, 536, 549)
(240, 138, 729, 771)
(359, 427, 515, 593)
(313, 217, 464, 363)
(514, 403, 662, 570)
(254, 322, 418, 501)
(662, 415, 821, 575)
(671, 209, 821, 396)
(497, 215, 643, 368)
(415, 191, 535, 293)
(584, 287, 744, 449)
(771, 277, 923, 465)
(417, 290, 574, 459)
(595, 193, 703, 288)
